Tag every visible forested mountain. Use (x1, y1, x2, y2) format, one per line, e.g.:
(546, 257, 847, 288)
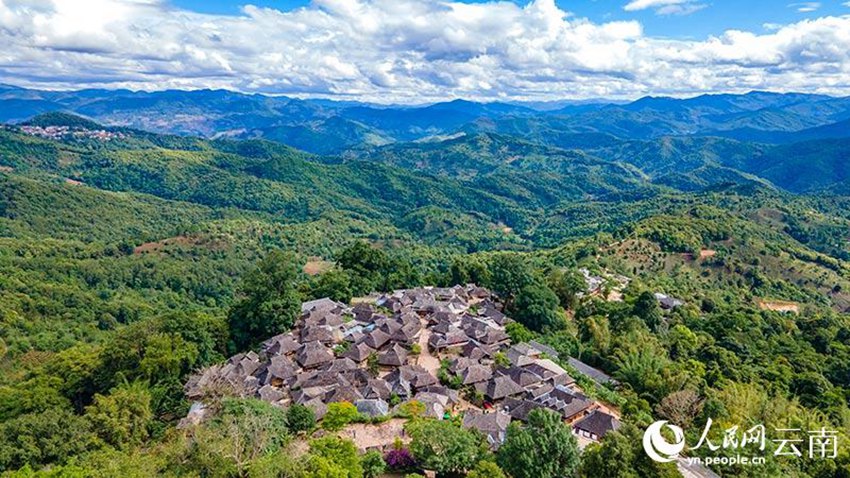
(1, 97, 849, 478)
(3, 86, 849, 154)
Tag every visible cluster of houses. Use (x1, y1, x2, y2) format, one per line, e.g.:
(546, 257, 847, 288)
(13, 124, 125, 141)
(184, 285, 621, 449)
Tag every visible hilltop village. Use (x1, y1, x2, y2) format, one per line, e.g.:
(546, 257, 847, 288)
(185, 285, 622, 450)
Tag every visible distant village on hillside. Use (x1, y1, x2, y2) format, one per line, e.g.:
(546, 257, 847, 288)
(184, 284, 636, 451)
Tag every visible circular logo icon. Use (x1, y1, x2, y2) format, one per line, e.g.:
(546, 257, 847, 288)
(643, 420, 686, 463)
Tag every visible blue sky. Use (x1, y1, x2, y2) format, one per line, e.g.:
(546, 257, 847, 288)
(0, 0, 849, 102)
(172, 0, 850, 39)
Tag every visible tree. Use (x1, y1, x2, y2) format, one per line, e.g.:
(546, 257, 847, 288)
(487, 253, 535, 308)
(579, 431, 638, 478)
(309, 436, 363, 478)
(361, 449, 386, 478)
(655, 389, 704, 430)
(286, 404, 316, 433)
(496, 408, 580, 478)
(633, 291, 661, 332)
(85, 381, 153, 449)
(468, 460, 507, 478)
(406, 419, 487, 475)
(228, 250, 302, 351)
(547, 269, 585, 310)
(323, 402, 360, 431)
(512, 284, 563, 332)
(185, 398, 289, 477)
(335, 242, 392, 295)
(310, 268, 354, 304)
(0, 408, 98, 472)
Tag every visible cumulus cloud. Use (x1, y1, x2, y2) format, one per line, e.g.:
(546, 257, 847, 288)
(0, 0, 848, 102)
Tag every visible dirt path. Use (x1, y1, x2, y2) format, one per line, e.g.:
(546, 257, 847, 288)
(338, 418, 408, 451)
(416, 320, 441, 376)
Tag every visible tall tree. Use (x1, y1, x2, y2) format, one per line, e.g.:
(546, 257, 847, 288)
(512, 284, 563, 332)
(497, 408, 580, 478)
(406, 419, 487, 475)
(228, 250, 301, 352)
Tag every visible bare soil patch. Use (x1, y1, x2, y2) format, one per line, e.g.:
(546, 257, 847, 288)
(758, 300, 800, 314)
(303, 258, 335, 276)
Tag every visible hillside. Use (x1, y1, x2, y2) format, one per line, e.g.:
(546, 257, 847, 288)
(0, 105, 849, 478)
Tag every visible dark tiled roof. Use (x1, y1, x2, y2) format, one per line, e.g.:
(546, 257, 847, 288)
(568, 357, 617, 386)
(573, 410, 621, 438)
(296, 341, 334, 368)
(485, 375, 524, 400)
(462, 410, 512, 448)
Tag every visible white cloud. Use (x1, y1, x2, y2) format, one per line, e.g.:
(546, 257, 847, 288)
(0, 0, 848, 102)
(623, 0, 705, 15)
(789, 2, 821, 12)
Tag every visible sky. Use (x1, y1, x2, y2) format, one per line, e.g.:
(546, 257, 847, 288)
(1, 0, 849, 102)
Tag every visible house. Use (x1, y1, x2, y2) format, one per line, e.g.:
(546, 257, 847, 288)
(343, 342, 376, 362)
(378, 343, 409, 367)
(501, 367, 543, 389)
(502, 397, 546, 422)
(258, 384, 286, 404)
(573, 410, 621, 441)
(654, 292, 684, 310)
(301, 297, 341, 314)
(300, 325, 337, 344)
(296, 342, 334, 369)
(262, 355, 298, 387)
(355, 399, 390, 418)
(262, 333, 300, 356)
(535, 386, 595, 423)
(362, 329, 391, 349)
(460, 363, 494, 385)
(528, 340, 559, 359)
(462, 410, 512, 449)
(481, 375, 524, 401)
(461, 341, 492, 360)
(567, 357, 617, 386)
(412, 391, 451, 418)
(361, 378, 392, 400)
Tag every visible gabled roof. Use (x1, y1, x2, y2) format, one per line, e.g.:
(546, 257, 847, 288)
(460, 341, 491, 360)
(363, 328, 391, 349)
(573, 410, 621, 439)
(502, 397, 547, 422)
(361, 378, 392, 400)
(262, 333, 300, 356)
(567, 357, 617, 386)
(323, 357, 358, 373)
(301, 297, 342, 314)
(378, 343, 409, 367)
(324, 384, 363, 404)
(296, 341, 334, 368)
(264, 355, 297, 385)
(258, 384, 286, 404)
(356, 399, 389, 417)
(343, 341, 376, 362)
(462, 410, 512, 449)
(484, 375, 524, 400)
(528, 340, 559, 359)
(461, 364, 494, 385)
(535, 386, 594, 420)
(300, 325, 336, 343)
(501, 366, 543, 388)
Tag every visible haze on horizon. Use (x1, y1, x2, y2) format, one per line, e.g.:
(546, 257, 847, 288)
(1, 0, 850, 104)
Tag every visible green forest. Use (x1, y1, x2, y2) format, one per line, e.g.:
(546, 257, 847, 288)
(0, 111, 849, 478)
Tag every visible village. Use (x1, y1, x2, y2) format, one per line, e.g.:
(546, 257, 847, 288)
(184, 283, 628, 452)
